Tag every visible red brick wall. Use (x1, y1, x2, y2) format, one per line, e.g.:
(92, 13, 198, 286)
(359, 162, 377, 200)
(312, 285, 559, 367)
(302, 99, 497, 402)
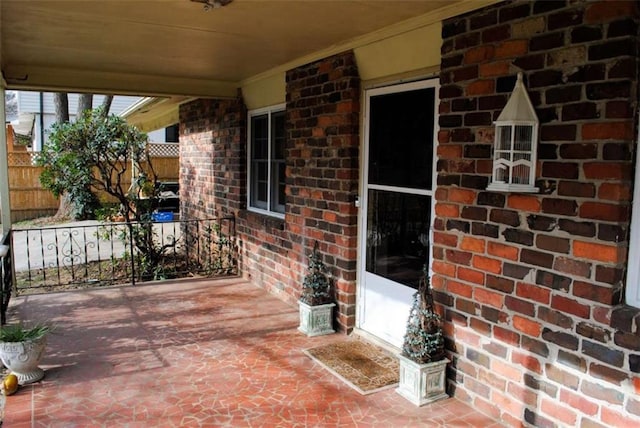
(179, 97, 246, 220)
(439, 1, 640, 426)
(180, 52, 360, 333)
(238, 51, 361, 332)
(284, 51, 361, 331)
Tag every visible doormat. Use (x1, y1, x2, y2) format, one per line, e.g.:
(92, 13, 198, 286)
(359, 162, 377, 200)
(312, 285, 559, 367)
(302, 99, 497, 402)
(304, 340, 399, 395)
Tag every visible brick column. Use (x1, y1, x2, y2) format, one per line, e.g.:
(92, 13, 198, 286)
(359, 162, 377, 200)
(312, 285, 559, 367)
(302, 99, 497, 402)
(234, 51, 360, 333)
(179, 97, 246, 220)
(285, 51, 361, 332)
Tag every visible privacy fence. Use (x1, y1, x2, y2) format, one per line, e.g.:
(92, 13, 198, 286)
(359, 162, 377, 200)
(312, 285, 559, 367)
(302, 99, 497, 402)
(5, 143, 179, 222)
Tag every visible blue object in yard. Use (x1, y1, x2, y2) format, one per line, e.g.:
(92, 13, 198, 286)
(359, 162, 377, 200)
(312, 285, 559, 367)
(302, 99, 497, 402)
(152, 211, 173, 222)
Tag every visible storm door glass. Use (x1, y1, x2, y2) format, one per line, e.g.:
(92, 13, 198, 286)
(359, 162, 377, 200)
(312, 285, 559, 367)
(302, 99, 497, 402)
(358, 79, 437, 348)
(365, 86, 435, 290)
(368, 88, 434, 189)
(366, 190, 431, 288)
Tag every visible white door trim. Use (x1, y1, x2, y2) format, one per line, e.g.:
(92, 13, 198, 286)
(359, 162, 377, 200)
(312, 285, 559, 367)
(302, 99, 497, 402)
(355, 78, 440, 347)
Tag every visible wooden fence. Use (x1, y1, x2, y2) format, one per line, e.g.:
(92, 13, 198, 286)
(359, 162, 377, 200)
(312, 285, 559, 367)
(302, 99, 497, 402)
(5, 143, 179, 222)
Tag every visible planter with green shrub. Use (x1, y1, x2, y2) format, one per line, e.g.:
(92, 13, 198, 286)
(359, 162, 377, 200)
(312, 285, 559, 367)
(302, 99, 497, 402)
(396, 264, 449, 406)
(298, 241, 335, 337)
(0, 323, 51, 384)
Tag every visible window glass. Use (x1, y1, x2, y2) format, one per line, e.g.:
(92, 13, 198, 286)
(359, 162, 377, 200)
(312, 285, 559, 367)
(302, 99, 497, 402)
(249, 108, 285, 215)
(165, 124, 179, 142)
(251, 115, 268, 160)
(272, 112, 285, 159)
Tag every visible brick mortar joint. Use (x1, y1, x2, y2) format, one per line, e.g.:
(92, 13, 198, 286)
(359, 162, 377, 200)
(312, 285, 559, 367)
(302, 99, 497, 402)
(436, 264, 634, 326)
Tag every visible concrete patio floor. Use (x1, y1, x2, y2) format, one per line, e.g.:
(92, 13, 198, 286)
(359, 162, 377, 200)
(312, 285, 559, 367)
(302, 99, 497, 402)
(2, 277, 502, 427)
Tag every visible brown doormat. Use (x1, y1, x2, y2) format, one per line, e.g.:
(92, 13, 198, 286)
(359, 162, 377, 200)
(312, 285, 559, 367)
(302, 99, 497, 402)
(304, 339, 399, 395)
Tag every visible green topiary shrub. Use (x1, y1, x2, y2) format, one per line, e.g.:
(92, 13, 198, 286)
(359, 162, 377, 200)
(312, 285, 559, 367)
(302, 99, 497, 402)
(300, 241, 333, 306)
(401, 264, 445, 364)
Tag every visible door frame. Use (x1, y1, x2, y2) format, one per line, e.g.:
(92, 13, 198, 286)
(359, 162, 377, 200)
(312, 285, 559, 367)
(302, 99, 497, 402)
(355, 77, 440, 347)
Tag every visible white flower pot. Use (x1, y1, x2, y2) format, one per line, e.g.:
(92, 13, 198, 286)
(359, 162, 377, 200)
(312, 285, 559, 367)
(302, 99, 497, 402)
(0, 336, 47, 384)
(396, 354, 449, 406)
(298, 301, 335, 337)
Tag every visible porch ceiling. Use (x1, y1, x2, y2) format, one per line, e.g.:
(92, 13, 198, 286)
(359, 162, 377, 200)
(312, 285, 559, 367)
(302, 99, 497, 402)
(1, 0, 483, 99)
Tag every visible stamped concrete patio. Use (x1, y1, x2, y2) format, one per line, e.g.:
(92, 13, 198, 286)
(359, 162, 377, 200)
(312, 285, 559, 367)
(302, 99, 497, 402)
(2, 277, 501, 427)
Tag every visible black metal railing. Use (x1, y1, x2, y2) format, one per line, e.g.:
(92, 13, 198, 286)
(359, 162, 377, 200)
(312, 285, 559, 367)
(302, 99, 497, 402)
(11, 217, 237, 295)
(1, 230, 12, 324)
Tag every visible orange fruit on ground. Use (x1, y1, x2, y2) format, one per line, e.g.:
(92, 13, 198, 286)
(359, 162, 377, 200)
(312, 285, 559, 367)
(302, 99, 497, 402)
(3, 373, 18, 395)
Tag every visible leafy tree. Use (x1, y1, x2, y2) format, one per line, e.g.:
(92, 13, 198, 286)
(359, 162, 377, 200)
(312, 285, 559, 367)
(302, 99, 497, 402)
(37, 106, 152, 219)
(53, 92, 69, 124)
(4, 91, 18, 121)
(51, 92, 113, 219)
(37, 107, 174, 280)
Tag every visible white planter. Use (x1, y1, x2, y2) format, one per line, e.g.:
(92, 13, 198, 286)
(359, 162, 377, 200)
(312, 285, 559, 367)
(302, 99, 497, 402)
(396, 354, 449, 406)
(0, 335, 47, 384)
(298, 301, 335, 337)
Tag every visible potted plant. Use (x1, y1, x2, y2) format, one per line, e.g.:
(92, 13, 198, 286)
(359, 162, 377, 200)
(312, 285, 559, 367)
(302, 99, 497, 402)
(0, 323, 51, 385)
(396, 264, 449, 406)
(298, 241, 335, 336)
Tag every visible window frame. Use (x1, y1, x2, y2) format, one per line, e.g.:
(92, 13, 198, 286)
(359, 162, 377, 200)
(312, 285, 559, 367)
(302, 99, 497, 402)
(626, 127, 640, 308)
(247, 104, 286, 219)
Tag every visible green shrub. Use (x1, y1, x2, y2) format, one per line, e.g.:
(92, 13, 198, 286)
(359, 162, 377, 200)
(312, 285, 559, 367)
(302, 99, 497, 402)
(0, 323, 52, 342)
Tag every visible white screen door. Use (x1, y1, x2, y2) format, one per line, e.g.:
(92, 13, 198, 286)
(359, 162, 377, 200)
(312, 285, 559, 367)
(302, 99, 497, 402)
(357, 79, 438, 348)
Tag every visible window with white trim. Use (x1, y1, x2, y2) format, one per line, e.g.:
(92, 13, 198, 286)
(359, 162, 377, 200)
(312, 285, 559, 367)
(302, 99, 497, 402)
(248, 105, 286, 217)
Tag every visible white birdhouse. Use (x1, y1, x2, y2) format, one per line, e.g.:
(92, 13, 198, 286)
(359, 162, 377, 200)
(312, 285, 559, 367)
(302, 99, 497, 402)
(487, 72, 539, 193)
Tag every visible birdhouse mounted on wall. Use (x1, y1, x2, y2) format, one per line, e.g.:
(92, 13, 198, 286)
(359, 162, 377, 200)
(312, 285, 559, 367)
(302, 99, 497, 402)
(487, 72, 539, 193)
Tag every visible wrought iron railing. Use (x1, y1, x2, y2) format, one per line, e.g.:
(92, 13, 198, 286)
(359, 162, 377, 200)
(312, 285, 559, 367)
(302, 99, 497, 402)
(0, 231, 12, 325)
(11, 217, 237, 295)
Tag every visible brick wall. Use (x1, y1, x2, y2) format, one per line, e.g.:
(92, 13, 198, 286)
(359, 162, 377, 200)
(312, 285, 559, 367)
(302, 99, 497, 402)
(238, 51, 361, 332)
(179, 97, 246, 220)
(180, 52, 360, 333)
(284, 51, 361, 330)
(438, 1, 640, 426)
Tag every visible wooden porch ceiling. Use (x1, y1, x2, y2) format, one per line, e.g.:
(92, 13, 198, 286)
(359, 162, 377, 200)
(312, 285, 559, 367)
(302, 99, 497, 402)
(1, 0, 490, 98)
